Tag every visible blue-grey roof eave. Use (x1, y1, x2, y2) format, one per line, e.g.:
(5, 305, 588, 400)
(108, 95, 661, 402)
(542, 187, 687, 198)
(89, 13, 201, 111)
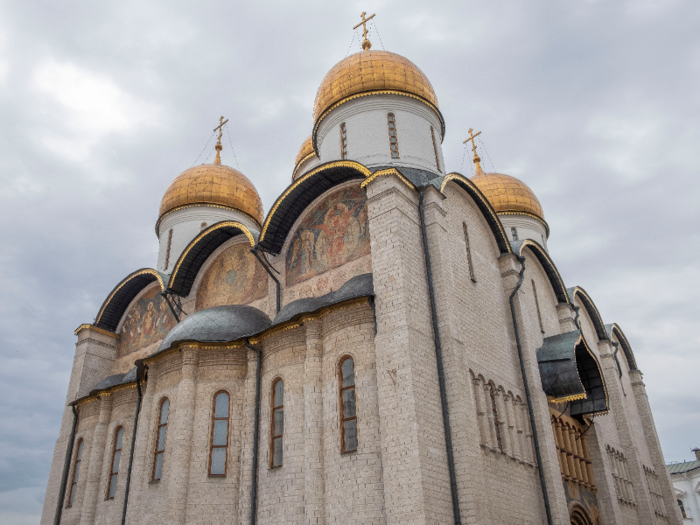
(87, 365, 139, 397)
(151, 273, 374, 358)
(667, 460, 700, 475)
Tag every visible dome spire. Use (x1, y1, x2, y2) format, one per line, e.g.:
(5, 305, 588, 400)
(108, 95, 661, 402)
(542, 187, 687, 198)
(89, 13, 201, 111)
(464, 128, 484, 175)
(213, 116, 229, 165)
(353, 11, 376, 51)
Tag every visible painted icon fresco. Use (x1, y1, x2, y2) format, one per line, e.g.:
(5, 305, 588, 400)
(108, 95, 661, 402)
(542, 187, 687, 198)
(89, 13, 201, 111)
(286, 185, 370, 286)
(118, 285, 176, 358)
(195, 243, 269, 310)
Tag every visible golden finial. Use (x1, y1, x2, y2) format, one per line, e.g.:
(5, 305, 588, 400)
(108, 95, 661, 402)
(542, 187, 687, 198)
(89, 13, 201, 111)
(463, 128, 483, 173)
(353, 12, 376, 51)
(213, 116, 229, 165)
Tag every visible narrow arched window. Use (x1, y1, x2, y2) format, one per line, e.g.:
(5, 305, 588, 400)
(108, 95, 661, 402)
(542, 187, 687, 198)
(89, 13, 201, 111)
(66, 438, 84, 507)
(164, 229, 173, 270)
(209, 391, 230, 476)
(339, 357, 357, 452)
(201, 222, 208, 231)
(431, 126, 441, 172)
(271, 379, 284, 468)
(152, 398, 169, 481)
(340, 123, 348, 159)
(511, 227, 518, 241)
(488, 384, 503, 452)
(532, 280, 545, 334)
(106, 427, 124, 499)
(387, 113, 399, 158)
(678, 499, 687, 519)
(462, 222, 476, 283)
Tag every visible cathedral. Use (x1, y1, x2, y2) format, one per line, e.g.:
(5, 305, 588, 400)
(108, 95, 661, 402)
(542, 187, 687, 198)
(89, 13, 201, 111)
(42, 15, 681, 525)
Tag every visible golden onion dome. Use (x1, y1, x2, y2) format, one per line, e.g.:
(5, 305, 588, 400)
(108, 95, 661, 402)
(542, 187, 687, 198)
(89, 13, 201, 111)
(158, 163, 264, 227)
(471, 170, 545, 221)
(293, 136, 316, 174)
(313, 50, 439, 126)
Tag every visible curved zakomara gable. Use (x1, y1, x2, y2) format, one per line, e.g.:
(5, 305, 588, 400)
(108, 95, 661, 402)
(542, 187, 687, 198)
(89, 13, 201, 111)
(258, 160, 372, 255)
(167, 221, 257, 298)
(440, 172, 512, 256)
(512, 239, 570, 305)
(606, 322, 638, 372)
(567, 286, 609, 342)
(95, 268, 167, 333)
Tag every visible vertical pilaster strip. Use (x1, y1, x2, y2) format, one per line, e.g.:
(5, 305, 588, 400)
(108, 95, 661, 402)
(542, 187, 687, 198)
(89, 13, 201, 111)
(630, 370, 683, 524)
(167, 347, 199, 524)
(303, 319, 326, 525)
(80, 394, 113, 525)
(238, 348, 258, 524)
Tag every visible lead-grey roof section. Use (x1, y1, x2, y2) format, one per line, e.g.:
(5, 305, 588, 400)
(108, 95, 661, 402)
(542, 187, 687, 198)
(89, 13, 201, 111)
(667, 460, 700, 475)
(157, 304, 272, 354)
(88, 366, 138, 396)
(536, 330, 609, 416)
(273, 273, 374, 325)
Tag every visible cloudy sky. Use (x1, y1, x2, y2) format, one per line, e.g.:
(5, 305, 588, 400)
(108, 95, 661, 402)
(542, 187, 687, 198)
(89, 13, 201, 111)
(0, 0, 698, 523)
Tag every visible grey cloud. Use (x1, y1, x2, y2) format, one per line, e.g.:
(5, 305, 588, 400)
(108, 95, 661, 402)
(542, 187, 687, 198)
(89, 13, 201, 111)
(1, 1, 698, 522)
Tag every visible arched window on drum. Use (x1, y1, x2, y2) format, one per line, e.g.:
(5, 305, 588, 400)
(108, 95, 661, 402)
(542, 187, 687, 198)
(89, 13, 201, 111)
(339, 356, 357, 452)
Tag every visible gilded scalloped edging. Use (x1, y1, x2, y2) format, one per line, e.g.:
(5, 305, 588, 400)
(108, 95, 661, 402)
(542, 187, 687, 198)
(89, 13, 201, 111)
(360, 168, 415, 190)
(155, 203, 262, 236)
(260, 161, 372, 243)
(552, 392, 588, 403)
(312, 90, 445, 153)
(168, 221, 255, 291)
(496, 211, 550, 238)
(96, 269, 165, 327)
(74, 324, 121, 339)
(292, 152, 318, 180)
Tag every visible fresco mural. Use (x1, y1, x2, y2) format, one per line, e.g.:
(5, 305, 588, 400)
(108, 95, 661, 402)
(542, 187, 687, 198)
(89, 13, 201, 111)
(195, 243, 269, 310)
(117, 285, 176, 358)
(286, 185, 370, 286)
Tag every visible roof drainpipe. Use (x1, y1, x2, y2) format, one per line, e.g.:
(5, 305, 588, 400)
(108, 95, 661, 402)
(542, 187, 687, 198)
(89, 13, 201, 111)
(418, 187, 461, 525)
(508, 255, 553, 525)
(54, 404, 78, 525)
(251, 248, 280, 313)
(121, 362, 146, 525)
(244, 340, 262, 525)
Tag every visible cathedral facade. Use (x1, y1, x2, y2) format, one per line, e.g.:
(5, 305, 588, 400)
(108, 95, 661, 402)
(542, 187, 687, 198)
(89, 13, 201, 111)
(42, 32, 680, 525)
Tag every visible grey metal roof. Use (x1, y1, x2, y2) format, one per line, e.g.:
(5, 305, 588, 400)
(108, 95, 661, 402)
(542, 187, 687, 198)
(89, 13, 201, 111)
(536, 330, 608, 416)
(273, 273, 374, 325)
(667, 460, 700, 475)
(156, 304, 273, 354)
(88, 366, 138, 395)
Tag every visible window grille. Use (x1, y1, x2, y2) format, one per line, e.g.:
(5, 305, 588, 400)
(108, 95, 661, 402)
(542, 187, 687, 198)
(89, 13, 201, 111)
(106, 427, 124, 499)
(387, 113, 399, 158)
(152, 398, 170, 480)
(209, 392, 230, 475)
(271, 379, 284, 467)
(339, 357, 357, 452)
(340, 123, 348, 160)
(431, 126, 441, 172)
(66, 438, 84, 507)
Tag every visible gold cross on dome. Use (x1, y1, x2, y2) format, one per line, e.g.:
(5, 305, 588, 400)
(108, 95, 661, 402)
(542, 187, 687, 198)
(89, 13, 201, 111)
(353, 12, 376, 51)
(463, 128, 482, 164)
(213, 116, 229, 165)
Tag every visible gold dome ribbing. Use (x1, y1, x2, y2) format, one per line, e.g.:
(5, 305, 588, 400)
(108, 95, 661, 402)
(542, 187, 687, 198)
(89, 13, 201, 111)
(159, 164, 264, 226)
(313, 51, 439, 124)
(471, 171, 545, 220)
